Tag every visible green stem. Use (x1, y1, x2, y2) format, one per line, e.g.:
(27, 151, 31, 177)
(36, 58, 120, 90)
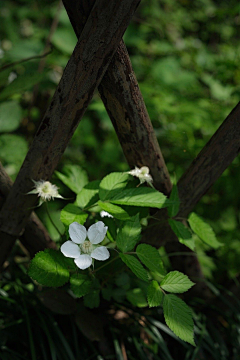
(45, 202, 63, 240)
(91, 256, 118, 274)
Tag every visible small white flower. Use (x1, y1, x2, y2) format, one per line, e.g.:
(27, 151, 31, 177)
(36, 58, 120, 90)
(100, 210, 113, 218)
(127, 166, 153, 186)
(61, 221, 110, 270)
(28, 180, 63, 206)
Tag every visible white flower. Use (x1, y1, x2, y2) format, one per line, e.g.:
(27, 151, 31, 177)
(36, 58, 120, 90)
(100, 210, 113, 218)
(127, 166, 153, 185)
(28, 180, 63, 206)
(61, 221, 110, 270)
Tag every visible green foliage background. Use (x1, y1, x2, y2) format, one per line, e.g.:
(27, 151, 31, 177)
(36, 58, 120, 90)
(1, 0, 240, 279)
(1, 0, 240, 358)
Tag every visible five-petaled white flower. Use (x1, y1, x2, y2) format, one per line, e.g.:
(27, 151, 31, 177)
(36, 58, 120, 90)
(28, 180, 64, 206)
(60, 221, 110, 270)
(127, 166, 153, 186)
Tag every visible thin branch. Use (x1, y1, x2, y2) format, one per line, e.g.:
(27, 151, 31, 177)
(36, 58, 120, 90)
(0, 0, 141, 267)
(0, 49, 52, 72)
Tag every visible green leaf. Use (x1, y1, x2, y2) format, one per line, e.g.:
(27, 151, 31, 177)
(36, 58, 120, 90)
(55, 164, 88, 194)
(147, 280, 163, 307)
(110, 187, 169, 208)
(76, 180, 100, 209)
(188, 212, 222, 249)
(116, 214, 141, 252)
(70, 273, 93, 298)
(0, 72, 45, 101)
(84, 290, 100, 309)
(28, 249, 70, 287)
(168, 184, 180, 217)
(119, 254, 149, 282)
(136, 244, 166, 276)
(60, 204, 88, 226)
(99, 172, 129, 201)
(163, 294, 195, 346)
(52, 27, 77, 55)
(98, 200, 131, 220)
(0, 101, 22, 132)
(160, 271, 195, 293)
(126, 288, 148, 308)
(168, 219, 195, 251)
(0, 134, 28, 176)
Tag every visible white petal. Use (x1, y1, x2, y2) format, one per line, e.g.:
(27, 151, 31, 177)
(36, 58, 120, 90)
(91, 246, 110, 261)
(74, 254, 92, 270)
(87, 221, 108, 244)
(61, 241, 81, 258)
(69, 222, 87, 244)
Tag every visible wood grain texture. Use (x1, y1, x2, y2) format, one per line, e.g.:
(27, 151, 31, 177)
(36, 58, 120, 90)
(63, 0, 172, 194)
(0, 163, 56, 258)
(0, 0, 140, 265)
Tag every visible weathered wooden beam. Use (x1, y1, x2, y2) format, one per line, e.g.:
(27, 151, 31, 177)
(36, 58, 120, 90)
(62, 0, 172, 194)
(0, 0, 140, 266)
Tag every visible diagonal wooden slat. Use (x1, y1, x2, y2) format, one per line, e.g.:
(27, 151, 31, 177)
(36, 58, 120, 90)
(0, 0, 140, 267)
(63, 0, 172, 194)
(0, 163, 56, 258)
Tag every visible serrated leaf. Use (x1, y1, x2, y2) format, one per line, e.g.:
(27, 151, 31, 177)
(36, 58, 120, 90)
(55, 164, 88, 194)
(110, 187, 169, 208)
(168, 219, 195, 251)
(120, 254, 149, 282)
(98, 200, 131, 220)
(168, 184, 180, 217)
(28, 249, 70, 287)
(84, 290, 100, 309)
(188, 212, 222, 249)
(126, 288, 148, 308)
(160, 271, 195, 293)
(116, 214, 141, 252)
(60, 204, 88, 226)
(70, 273, 93, 298)
(136, 244, 166, 276)
(0, 101, 22, 132)
(76, 180, 100, 209)
(163, 294, 195, 346)
(99, 172, 129, 201)
(147, 280, 163, 307)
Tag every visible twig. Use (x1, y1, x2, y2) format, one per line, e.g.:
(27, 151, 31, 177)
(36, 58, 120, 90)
(0, 50, 52, 72)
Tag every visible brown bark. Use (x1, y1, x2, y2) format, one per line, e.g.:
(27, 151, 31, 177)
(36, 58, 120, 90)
(0, 163, 56, 259)
(0, 0, 140, 266)
(62, 0, 172, 194)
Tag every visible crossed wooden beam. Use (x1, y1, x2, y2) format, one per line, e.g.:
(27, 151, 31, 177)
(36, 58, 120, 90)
(0, 0, 240, 293)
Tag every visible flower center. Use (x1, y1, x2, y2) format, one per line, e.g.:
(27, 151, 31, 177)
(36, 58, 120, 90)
(80, 240, 94, 254)
(41, 182, 51, 194)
